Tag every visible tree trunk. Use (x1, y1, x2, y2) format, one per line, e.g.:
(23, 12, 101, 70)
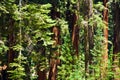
(66, 0, 79, 56)
(49, 26, 60, 80)
(37, 50, 47, 80)
(113, 2, 120, 80)
(7, 18, 15, 80)
(84, 0, 93, 78)
(72, 13, 79, 56)
(8, 19, 15, 64)
(49, 6, 60, 80)
(101, 0, 108, 79)
(37, 68, 46, 80)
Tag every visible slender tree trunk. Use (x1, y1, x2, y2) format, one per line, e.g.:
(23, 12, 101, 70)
(49, 26, 60, 80)
(72, 13, 79, 56)
(113, 2, 120, 80)
(37, 49, 47, 80)
(8, 19, 15, 64)
(49, 6, 60, 80)
(101, 0, 108, 79)
(84, 0, 93, 78)
(66, 0, 79, 56)
(7, 18, 15, 80)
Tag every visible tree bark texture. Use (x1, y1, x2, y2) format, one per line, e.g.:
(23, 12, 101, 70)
(113, 2, 120, 80)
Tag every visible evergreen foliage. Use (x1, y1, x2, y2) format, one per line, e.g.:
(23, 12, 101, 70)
(0, 0, 119, 80)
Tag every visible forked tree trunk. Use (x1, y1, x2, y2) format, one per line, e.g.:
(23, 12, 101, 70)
(101, 0, 108, 79)
(113, 2, 120, 80)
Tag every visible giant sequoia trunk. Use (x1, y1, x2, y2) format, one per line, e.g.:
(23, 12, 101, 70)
(101, 0, 108, 79)
(113, 2, 120, 80)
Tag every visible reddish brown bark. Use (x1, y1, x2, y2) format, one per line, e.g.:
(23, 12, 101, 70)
(37, 69, 46, 80)
(49, 6, 60, 80)
(101, 0, 108, 79)
(113, 2, 120, 80)
(37, 55, 47, 80)
(49, 26, 60, 80)
(72, 13, 79, 56)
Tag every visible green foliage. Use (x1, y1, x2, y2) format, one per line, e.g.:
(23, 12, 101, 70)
(57, 34, 75, 80)
(0, 0, 118, 80)
(8, 53, 26, 80)
(0, 41, 8, 54)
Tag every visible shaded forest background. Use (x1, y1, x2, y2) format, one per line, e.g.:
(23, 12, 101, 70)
(0, 0, 120, 80)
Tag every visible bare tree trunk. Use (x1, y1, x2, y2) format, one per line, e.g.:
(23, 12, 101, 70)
(113, 2, 120, 80)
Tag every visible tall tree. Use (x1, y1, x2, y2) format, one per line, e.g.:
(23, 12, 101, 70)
(8, 17, 15, 64)
(101, 0, 108, 79)
(84, 0, 93, 78)
(49, 3, 60, 80)
(113, 1, 120, 80)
